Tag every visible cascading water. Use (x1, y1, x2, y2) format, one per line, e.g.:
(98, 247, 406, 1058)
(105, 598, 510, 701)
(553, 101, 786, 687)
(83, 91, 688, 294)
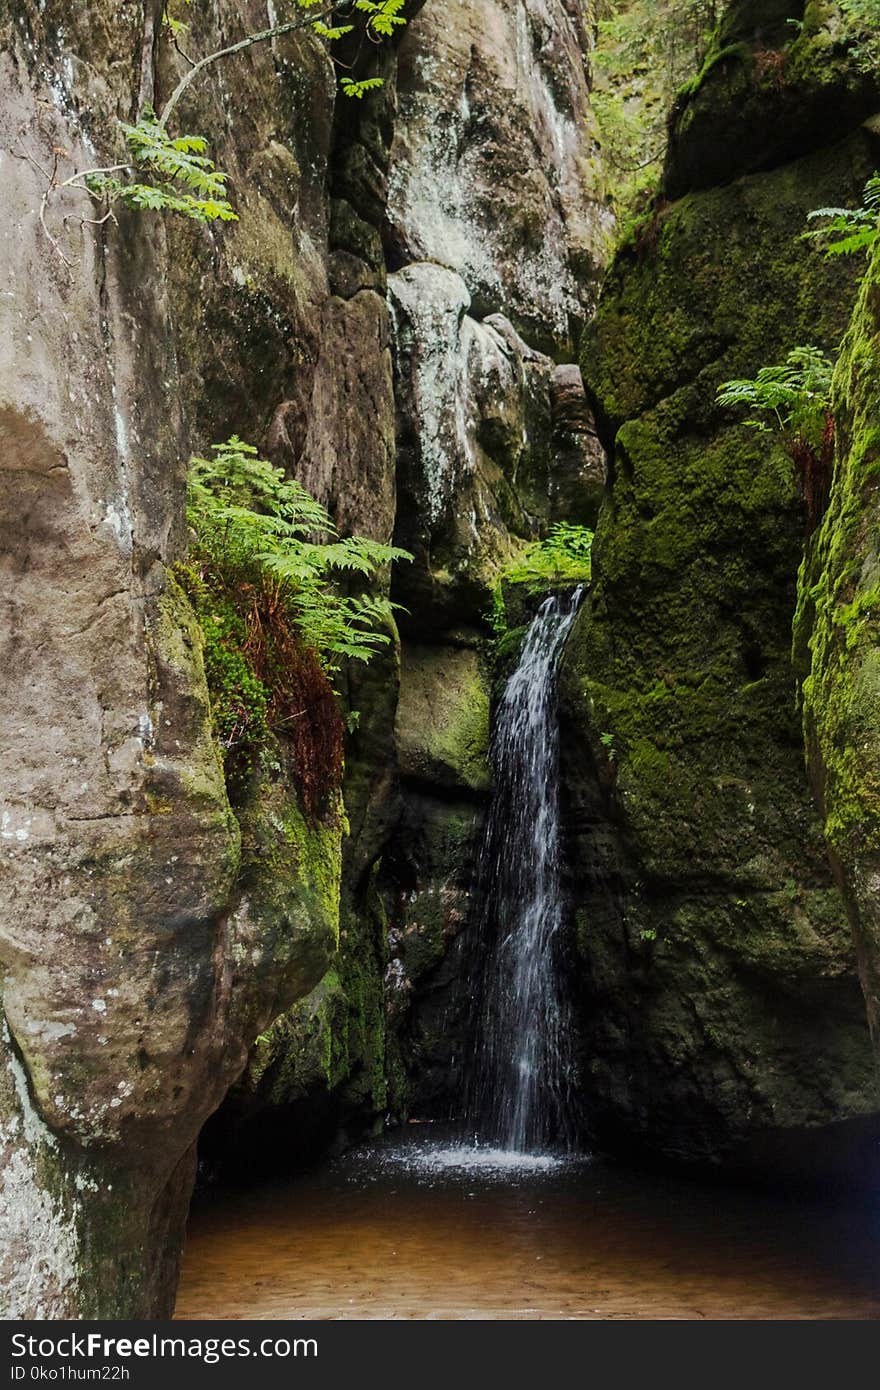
(466, 586, 584, 1154)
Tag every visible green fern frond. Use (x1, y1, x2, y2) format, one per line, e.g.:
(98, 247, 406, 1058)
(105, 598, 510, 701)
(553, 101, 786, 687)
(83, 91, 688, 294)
(185, 437, 412, 671)
(805, 173, 880, 259)
(340, 76, 385, 98)
(716, 346, 834, 445)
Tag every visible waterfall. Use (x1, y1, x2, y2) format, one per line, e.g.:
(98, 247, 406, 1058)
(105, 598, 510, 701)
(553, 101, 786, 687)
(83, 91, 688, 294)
(466, 586, 584, 1154)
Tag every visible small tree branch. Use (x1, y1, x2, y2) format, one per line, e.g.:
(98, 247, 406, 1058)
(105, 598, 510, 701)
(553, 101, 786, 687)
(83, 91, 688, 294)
(39, 185, 71, 267)
(79, 208, 120, 230)
(57, 162, 132, 190)
(156, 7, 337, 131)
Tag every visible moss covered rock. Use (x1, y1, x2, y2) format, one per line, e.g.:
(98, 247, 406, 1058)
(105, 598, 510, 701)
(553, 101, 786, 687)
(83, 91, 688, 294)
(796, 241, 880, 1061)
(395, 645, 492, 795)
(561, 37, 880, 1167)
(665, 1, 880, 200)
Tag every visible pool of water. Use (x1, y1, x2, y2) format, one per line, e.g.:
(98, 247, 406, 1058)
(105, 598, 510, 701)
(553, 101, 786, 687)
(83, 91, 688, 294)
(175, 1128, 880, 1320)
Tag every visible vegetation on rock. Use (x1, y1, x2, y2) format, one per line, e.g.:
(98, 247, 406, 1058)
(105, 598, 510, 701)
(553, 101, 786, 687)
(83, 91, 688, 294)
(793, 239, 880, 1050)
(489, 524, 593, 637)
(83, 114, 237, 225)
(35, 0, 409, 250)
(714, 159, 880, 529)
(837, 0, 880, 70)
(717, 346, 835, 529)
(177, 437, 409, 809)
(805, 171, 880, 260)
(591, 0, 720, 222)
(561, 6, 880, 1156)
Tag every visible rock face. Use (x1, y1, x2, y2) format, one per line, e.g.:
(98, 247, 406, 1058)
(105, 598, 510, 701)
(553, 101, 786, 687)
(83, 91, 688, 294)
(200, 2, 605, 1163)
(796, 240, 880, 1066)
(4, 0, 879, 1323)
(559, 2, 880, 1168)
(0, 0, 608, 1312)
(0, 0, 344, 1316)
(378, 0, 606, 1119)
(385, 0, 610, 352)
(207, 0, 609, 1167)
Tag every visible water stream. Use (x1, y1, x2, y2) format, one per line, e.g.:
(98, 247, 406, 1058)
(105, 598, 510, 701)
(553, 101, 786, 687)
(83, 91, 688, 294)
(466, 587, 583, 1153)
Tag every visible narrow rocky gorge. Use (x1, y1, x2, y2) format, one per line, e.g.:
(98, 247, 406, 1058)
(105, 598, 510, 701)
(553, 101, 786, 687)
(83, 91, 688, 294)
(1, 0, 879, 1320)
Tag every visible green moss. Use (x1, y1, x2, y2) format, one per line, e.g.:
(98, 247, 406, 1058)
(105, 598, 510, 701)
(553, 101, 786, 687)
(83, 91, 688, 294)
(665, 0, 880, 200)
(795, 247, 880, 845)
(334, 880, 389, 1117)
(558, 85, 878, 1158)
(675, 40, 753, 107)
(147, 573, 236, 826)
(246, 969, 350, 1103)
(489, 525, 593, 638)
(237, 782, 342, 957)
(797, 244, 880, 873)
(396, 646, 492, 794)
(173, 562, 271, 799)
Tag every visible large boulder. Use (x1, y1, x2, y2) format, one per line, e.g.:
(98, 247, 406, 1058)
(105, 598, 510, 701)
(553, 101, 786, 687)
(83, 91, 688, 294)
(0, 0, 342, 1316)
(559, 4, 880, 1169)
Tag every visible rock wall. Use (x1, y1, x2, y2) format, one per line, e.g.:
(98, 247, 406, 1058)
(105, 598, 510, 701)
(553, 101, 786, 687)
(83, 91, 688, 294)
(4, 0, 879, 1321)
(379, 0, 607, 1118)
(0, 0, 608, 1309)
(796, 239, 880, 1067)
(219, 0, 608, 1149)
(559, 1, 880, 1170)
(0, 0, 346, 1316)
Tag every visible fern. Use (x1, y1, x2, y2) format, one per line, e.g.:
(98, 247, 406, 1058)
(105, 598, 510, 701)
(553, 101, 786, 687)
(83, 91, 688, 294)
(48, 4, 410, 249)
(804, 174, 880, 260)
(185, 437, 411, 671)
(355, 0, 409, 36)
(838, 0, 880, 71)
(501, 524, 594, 590)
(716, 346, 834, 446)
(340, 76, 386, 98)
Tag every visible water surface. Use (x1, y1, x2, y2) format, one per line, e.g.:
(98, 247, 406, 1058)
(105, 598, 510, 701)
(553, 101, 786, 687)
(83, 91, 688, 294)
(175, 1130, 880, 1320)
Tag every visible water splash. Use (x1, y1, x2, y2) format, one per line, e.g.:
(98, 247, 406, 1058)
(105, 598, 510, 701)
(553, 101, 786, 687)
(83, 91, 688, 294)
(351, 1136, 569, 1183)
(466, 587, 584, 1154)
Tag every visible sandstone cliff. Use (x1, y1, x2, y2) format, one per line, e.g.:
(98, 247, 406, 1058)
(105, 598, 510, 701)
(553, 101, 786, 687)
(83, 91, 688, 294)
(0, 0, 607, 1313)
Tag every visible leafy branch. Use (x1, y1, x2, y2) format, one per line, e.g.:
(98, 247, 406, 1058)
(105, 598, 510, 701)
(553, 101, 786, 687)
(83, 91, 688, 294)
(82, 116, 238, 225)
(155, 1, 338, 134)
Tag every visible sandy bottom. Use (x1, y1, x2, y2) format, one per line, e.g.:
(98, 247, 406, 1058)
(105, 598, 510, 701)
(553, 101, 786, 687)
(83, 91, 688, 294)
(175, 1130, 880, 1320)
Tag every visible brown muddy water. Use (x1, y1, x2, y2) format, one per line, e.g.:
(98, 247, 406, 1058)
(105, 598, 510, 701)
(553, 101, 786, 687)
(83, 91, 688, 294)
(175, 1129, 880, 1320)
